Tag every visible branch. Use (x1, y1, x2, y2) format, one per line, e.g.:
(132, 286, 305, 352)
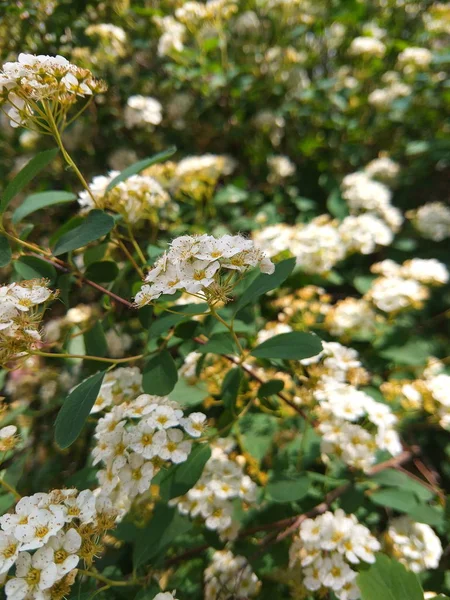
(28, 253, 134, 309)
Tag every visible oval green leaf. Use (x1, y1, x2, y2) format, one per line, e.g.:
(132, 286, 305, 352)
(251, 331, 323, 360)
(12, 190, 76, 224)
(0, 148, 59, 214)
(0, 235, 12, 267)
(55, 371, 105, 449)
(14, 256, 57, 283)
(142, 350, 178, 396)
(106, 146, 177, 192)
(52, 210, 115, 256)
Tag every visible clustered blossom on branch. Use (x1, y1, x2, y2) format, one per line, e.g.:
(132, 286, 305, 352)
(90, 367, 208, 515)
(290, 509, 380, 599)
(0, 280, 56, 367)
(134, 234, 274, 306)
(0, 54, 105, 129)
(171, 439, 257, 540)
(0, 488, 117, 600)
(77, 171, 175, 225)
(385, 516, 443, 573)
(204, 550, 260, 599)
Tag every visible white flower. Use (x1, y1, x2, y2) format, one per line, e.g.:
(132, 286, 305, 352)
(158, 429, 191, 464)
(64, 489, 97, 524)
(367, 276, 428, 312)
(13, 505, 65, 551)
(128, 422, 163, 459)
(47, 528, 81, 577)
(135, 234, 273, 306)
(119, 453, 155, 496)
(387, 517, 442, 572)
(339, 214, 393, 255)
(349, 37, 386, 57)
(182, 413, 207, 437)
(5, 546, 58, 599)
(409, 202, 450, 241)
(124, 95, 162, 128)
(397, 47, 433, 69)
(0, 532, 21, 574)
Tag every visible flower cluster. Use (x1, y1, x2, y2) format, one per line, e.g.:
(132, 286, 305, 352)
(204, 550, 260, 599)
(325, 298, 379, 340)
(172, 155, 236, 201)
(172, 439, 257, 540)
(0, 54, 105, 129)
(91, 367, 207, 514)
(407, 201, 450, 242)
(385, 517, 442, 573)
(290, 509, 380, 600)
(291, 341, 403, 471)
(382, 359, 450, 431)
(0, 488, 117, 599)
(341, 160, 403, 233)
(253, 211, 395, 274)
(78, 171, 174, 225)
(124, 95, 163, 129)
(0, 280, 56, 367)
(135, 234, 274, 306)
(367, 257, 448, 313)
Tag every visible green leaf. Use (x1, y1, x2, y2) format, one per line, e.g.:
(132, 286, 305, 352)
(0, 148, 59, 214)
(106, 147, 177, 192)
(133, 504, 192, 567)
(12, 190, 76, 223)
(327, 189, 349, 220)
(371, 469, 434, 502)
(267, 475, 310, 503)
(55, 371, 105, 449)
(52, 210, 115, 256)
(84, 260, 119, 283)
(240, 413, 278, 463)
(0, 235, 12, 267)
(251, 331, 322, 360)
(142, 350, 178, 395)
(233, 257, 296, 314)
(258, 379, 284, 399)
(221, 367, 243, 411)
(369, 489, 418, 513)
(357, 554, 424, 600)
(84, 322, 108, 358)
(149, 304, 208, 337)
(14, 256, 57, 283)
(161, 444, 211, 500)
(169, 378, 209, 407)
(380, 338, 436, 366)
(198, 333, 237, 355)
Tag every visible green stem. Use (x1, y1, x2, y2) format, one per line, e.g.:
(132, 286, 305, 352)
(209, 305, 245, 359)
(78, 569, 136, 587)
(126, 223, 147, 265)
(43, 101, 97, 205)
(31, 350, 144, 364)
(0, 478, 21, 500)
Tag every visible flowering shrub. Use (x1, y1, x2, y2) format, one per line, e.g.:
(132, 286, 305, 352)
(0, 1, 449, 599)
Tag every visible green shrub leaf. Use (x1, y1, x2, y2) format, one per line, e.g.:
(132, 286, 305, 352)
(142, 350, 178, 395)
(52, 210, 115, 256)
(12, 190, 76, 223)
(106, 147, 177, 192)
(233, 257, 296, 314)
(357, 554, 424, 600)
(0, 148, 59, 214)
(251, 331, 323, 360)
(267, 475, 310, 503)
(55, 371, 105, 449)
(0, 235, 12, 267)
(14, 256, 57, 283)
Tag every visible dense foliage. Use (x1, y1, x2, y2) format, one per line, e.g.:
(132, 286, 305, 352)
(0, 1, 449, 599)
